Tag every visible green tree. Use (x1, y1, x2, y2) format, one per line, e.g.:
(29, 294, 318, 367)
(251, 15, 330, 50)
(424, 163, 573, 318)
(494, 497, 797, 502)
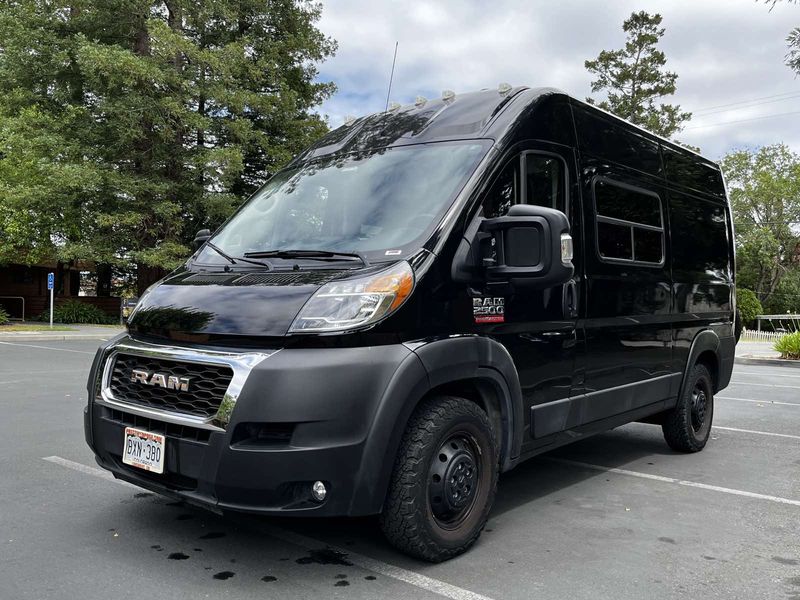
(721, 144, 800, 309)
(736, 287, 763, 326)
(585, 11, 691, 138)
(0, 0, 336, 294)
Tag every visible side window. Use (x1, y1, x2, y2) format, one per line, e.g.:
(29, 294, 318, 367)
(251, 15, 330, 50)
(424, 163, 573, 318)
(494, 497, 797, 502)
(482, 153, 567, 219)
(523, 154, 566, 214)
(482, 159, 519, 219)
(594, 179, 664, 266)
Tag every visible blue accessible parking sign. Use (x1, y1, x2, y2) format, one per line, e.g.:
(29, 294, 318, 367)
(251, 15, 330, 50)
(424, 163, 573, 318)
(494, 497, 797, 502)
(47, 272, 54, 290)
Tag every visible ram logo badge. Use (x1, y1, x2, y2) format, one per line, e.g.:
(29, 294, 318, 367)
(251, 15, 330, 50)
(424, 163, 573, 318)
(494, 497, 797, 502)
(473, 297, 505, 324)
(131, 369, 190, 392)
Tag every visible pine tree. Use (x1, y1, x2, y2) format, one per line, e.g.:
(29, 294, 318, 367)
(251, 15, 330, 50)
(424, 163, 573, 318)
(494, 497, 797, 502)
(0, 0, 336, 294)
(585, 11, 690, 139)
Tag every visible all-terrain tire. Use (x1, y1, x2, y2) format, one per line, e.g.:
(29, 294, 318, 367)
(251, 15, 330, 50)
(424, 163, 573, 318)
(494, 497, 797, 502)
(662, 364, 714, 452)
(379, 396, 499, 562)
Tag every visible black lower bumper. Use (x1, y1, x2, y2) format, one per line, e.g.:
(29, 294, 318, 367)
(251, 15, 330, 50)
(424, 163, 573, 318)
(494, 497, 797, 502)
(85, 340, 430, 517)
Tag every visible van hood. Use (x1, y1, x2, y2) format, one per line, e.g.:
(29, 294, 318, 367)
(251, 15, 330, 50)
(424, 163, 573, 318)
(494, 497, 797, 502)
(127, 268, 355, 339)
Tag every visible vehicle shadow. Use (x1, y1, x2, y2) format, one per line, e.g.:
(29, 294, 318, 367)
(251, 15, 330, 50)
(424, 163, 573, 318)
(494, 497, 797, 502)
(264, 422, 680, 555)
(97, 422, 681, 579)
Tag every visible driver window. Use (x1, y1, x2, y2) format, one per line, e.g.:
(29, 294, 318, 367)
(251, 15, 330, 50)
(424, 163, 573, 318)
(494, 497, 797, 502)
(482, 153, 567, 219)
(482, 160, 519, 219)
(524, 154, 566, 215)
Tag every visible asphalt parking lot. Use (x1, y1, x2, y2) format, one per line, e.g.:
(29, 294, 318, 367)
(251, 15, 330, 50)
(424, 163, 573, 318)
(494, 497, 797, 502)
(2, 338, 798, 600)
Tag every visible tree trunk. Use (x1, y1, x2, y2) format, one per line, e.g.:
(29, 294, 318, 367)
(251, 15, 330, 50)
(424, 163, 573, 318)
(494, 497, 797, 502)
(95, 263, 112, 296)
(136, 263, 165, 297)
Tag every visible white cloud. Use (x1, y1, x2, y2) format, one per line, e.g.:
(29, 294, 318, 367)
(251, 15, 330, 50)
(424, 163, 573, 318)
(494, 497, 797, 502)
(314, 0, 800, 160)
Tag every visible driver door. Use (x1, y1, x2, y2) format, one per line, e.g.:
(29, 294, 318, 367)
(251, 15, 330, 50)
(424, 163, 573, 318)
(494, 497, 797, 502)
(473, 142, 584, 452)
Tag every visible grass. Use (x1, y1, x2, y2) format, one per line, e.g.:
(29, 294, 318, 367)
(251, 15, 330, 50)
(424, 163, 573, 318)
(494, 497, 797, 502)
(0, 323, 76, 332)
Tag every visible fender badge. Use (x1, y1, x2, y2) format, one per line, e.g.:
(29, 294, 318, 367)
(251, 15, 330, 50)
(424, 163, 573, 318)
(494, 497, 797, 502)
(473, 297, 505, 324)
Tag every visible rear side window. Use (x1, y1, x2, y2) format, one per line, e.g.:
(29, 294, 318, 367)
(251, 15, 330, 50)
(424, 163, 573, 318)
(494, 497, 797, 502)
(670, 193, 730, 276)
(593, 179, 664, 266)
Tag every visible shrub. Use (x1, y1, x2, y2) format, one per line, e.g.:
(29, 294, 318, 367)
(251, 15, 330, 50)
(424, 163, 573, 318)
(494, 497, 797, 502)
(775, 331, 800, 360)
(0, 306, 9, 325)
(736, 288, 762, 326)
(39, 300, 115, 324)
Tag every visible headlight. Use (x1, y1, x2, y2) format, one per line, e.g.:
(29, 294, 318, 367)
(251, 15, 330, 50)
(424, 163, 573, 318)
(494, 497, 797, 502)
(289, 261, 414, 333)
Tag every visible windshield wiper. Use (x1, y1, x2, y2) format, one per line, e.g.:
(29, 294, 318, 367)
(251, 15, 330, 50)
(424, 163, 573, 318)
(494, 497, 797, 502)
(204, 241, 271, 269)
(244, 249, 370, 268)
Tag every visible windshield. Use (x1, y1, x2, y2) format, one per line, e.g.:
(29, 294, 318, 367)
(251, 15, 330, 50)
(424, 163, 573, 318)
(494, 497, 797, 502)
(196, 141, 489, 265)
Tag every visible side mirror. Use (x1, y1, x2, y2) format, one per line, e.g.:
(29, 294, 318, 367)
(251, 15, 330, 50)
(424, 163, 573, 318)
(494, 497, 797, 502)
(479, 204, 573, 287)
(193, 228, 212, 249)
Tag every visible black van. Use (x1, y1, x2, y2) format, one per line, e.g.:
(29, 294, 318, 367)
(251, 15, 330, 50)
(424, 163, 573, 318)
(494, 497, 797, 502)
(84, 86, 736, 562)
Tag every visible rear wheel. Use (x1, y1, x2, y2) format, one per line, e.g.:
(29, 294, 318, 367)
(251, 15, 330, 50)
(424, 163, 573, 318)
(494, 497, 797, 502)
(379, 396, 498, 562)
(662, 364, 714, 452)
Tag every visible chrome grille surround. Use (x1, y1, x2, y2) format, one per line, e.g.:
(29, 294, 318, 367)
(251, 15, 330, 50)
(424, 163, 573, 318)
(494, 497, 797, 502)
(96, 335, 277, 431)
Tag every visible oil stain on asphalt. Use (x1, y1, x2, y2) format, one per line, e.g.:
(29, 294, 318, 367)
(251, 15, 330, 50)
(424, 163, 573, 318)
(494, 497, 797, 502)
(167, 552, 190, 560)
(295, 548, 352, 566)
(213, 571, 235, 580)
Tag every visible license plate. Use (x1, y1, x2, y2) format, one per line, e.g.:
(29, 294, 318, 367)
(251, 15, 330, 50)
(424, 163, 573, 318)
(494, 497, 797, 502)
(122, 427, 165, 474)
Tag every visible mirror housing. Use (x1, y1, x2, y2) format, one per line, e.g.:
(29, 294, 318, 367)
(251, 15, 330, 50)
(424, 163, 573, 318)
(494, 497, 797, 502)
(478, 204, 573, 288)
(193, 228, 212, 249)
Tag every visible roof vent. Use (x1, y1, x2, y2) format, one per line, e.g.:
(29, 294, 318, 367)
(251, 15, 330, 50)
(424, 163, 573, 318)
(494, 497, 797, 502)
(414, 95, 427, 108)
(441, 89, 456, 103)
(498, 82, 512, 95)
(387, 101, 401, 112)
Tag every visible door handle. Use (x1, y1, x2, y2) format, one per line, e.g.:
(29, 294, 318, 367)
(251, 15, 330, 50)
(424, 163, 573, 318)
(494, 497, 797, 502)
(562, 279, 578, 319)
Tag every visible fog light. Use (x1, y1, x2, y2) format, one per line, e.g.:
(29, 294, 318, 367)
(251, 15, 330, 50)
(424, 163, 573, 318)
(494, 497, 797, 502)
(312, 481, 327, 502)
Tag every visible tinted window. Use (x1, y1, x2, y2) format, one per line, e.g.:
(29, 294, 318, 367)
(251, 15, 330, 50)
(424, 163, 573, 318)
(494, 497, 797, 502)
(524, 154, 565, 212)
(573, 105, 662, 176)
(598, 222, 632, 260)
(663, 147, 725, 199)
(670, 193, 730, 275)
(594, 179, 664, 265)
(482, 159, 518, 219)
(594, 180, 662, 227)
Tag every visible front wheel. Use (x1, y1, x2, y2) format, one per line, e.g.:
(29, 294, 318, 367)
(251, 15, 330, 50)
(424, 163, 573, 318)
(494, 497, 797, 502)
(662, 364, 714, 452)
(379, 396, 499, 562)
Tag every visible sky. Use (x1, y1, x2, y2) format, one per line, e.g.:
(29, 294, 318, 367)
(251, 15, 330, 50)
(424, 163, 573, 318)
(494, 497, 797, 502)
(313, 0, 799, 160)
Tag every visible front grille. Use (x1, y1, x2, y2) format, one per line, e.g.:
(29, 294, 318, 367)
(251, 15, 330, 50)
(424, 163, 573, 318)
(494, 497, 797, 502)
(109, 354, 233, 419)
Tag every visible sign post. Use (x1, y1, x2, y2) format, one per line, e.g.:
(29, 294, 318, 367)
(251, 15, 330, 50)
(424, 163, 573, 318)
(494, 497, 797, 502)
(47, 272, 54, 328)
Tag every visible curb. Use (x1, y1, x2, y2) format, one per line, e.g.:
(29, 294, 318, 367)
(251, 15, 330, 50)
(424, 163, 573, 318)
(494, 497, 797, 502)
(0, 334, 116, 342)
(735, 356, 800, 368)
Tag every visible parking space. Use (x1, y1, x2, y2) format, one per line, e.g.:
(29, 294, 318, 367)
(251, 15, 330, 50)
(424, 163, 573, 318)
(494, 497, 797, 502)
(2, 339, 798, 600)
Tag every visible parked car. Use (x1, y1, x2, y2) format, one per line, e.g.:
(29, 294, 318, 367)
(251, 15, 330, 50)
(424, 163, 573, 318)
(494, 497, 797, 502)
(84, 86, 736, 562)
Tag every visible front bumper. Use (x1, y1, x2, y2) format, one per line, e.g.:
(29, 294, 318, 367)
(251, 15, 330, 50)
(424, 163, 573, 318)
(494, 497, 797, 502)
(85, 335, 427, 517)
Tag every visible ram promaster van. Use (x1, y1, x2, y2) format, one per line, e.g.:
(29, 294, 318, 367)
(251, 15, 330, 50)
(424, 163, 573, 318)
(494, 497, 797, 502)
(85, 86, 736, 562)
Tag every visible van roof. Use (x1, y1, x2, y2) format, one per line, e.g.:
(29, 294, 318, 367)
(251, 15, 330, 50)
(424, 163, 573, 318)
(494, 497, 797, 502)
(294, 86, 717, 169)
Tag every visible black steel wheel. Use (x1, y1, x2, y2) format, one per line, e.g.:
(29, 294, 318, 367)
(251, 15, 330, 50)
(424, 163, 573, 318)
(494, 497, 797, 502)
(662, 364, 714, 452)
(379, 396, 498, 562)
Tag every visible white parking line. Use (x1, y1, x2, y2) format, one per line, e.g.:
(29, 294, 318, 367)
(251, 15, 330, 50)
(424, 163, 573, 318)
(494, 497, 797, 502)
(546, 458, 800, 507)
(0, 341, 95, 354)
(718, 396, 800, 407)
(729, 381, 799, 389)
(713, 426, 800, 441)
(734, 371, 800, 379)
(43, 456, 495, 600)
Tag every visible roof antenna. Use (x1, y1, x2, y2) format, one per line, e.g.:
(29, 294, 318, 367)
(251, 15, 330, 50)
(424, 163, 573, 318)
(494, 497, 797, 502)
(384, 41, 399, 112)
